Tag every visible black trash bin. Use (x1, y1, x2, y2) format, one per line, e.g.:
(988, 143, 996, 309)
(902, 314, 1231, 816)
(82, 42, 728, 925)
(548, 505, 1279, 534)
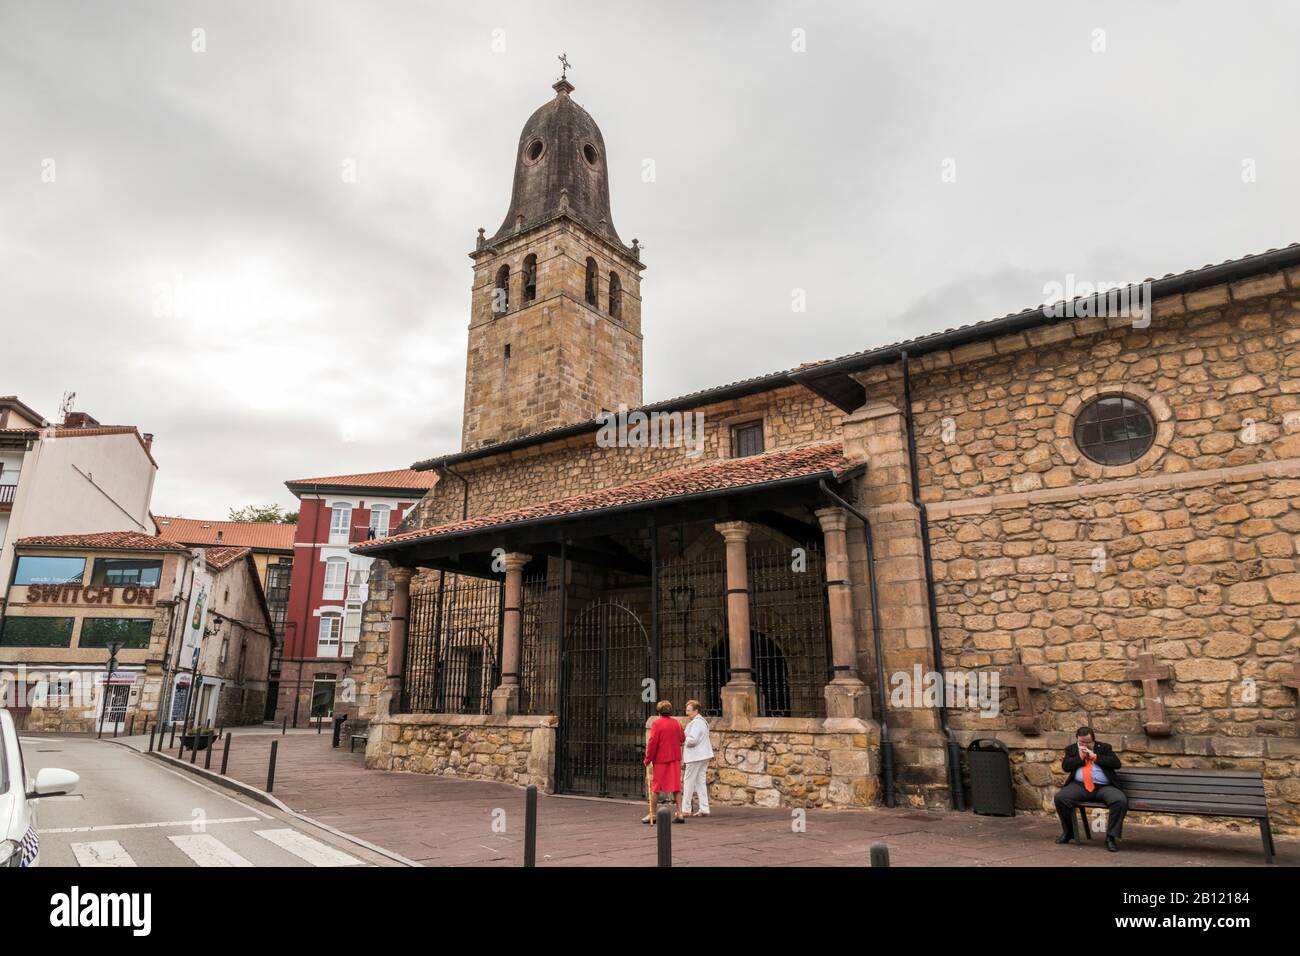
(967, 738, 1014, 816)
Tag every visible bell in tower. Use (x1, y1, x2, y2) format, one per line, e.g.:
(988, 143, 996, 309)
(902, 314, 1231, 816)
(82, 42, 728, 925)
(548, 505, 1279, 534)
(461, 64, 645, 451)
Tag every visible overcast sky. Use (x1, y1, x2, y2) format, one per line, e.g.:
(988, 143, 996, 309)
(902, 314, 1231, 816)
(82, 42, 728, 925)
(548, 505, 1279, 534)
(3, 1, 1297, 518)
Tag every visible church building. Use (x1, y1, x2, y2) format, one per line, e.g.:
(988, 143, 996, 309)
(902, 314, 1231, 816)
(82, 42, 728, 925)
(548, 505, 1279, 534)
(348, 72, 1300, 834)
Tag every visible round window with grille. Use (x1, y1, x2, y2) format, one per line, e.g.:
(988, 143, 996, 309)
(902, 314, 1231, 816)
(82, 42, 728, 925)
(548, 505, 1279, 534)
(1072, 395, 1156, 466)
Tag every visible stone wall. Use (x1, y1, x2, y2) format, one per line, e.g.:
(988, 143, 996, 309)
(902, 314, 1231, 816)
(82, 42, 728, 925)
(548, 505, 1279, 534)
(365, 713, 557, 791)
(406, 385, 843, 534)
(929, 467, 1300, 830)
(706, 717, 880, 808)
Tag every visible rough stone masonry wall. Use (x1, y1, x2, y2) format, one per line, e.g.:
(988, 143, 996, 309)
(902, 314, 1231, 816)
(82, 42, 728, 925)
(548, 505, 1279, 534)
(706, 720, 880, 809)
(366, 713, 556, 791)
(405, 385, 843, 535)
(904, 271, 1300, 833)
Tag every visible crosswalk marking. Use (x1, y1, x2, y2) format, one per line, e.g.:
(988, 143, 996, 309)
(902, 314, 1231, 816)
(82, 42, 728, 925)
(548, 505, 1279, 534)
(255, 828, 364, 867)
(71, 840, 137, 867)
(169, 834, 253, 867)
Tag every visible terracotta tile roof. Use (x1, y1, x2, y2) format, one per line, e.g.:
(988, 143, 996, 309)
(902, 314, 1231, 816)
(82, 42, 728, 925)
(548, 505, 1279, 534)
(156, 516, 297, 551)
(202, 545, 253, 571)
(15, 531, 190, 553)
(285, 468, 438, 494)
(356, 442, 856, 553)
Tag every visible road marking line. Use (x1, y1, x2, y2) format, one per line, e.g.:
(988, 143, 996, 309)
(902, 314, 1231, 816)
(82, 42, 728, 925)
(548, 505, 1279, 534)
(71, 840, 137, 867)
(41, 816, 259, 835)
(169, 833, 254, 867)
(255, 828, 365, 867)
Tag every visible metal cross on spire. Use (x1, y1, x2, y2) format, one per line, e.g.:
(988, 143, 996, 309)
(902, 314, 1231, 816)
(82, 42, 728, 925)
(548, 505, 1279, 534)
(557, 52, 571, 80)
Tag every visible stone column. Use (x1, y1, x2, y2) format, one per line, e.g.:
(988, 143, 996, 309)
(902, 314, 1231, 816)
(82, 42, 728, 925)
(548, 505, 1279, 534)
(815, 506, 871, 720)
(492, 552, 531, 716)
(716, 521, 758, 720)
(384, 566, 415, 711)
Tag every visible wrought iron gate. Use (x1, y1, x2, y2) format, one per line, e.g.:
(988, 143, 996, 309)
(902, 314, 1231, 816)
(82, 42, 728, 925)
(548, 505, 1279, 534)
(560, 600, 650, 798)
(402, 574, 502, 715)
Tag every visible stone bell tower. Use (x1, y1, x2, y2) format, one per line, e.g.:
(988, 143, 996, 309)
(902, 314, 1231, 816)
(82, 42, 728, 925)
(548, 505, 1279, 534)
(461, 70, 645, 451)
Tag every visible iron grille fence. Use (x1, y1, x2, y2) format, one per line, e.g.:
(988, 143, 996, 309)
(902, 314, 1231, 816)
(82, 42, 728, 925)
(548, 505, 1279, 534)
(747, 543, 831, 718)
(657, 553, 727, 717)
(402, 574, 502, 715)
(519, 573, 562, 715)
(654, 541, 830, 719)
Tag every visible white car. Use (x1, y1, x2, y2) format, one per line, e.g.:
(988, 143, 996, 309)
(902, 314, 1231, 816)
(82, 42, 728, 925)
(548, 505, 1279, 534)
(0, 708, 79, 867)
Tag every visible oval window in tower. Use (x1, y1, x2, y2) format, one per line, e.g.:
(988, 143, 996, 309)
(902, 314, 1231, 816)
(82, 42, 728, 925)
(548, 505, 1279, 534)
(582, 143, 600, 167)
(524, 138, 545, 165)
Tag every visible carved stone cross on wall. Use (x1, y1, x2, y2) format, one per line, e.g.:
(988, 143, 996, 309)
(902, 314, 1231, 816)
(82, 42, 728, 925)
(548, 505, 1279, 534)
(1282, 663, 1300, 729)
(1126, 652, 1173, 737)
(1004, 661, 1043, 735)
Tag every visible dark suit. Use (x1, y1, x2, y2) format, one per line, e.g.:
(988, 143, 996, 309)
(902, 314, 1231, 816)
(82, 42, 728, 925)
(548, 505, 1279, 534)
(1054, 741, 1127, 840)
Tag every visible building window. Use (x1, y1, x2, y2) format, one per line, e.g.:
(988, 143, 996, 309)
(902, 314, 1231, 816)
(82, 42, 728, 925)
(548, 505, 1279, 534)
(13, 556, 85, 586)
(585, 257, 598, 306)
(322, 558, 347, 599)
(329, 504, 352, 544)
(1073, 396, 1156, 466)
(368, 504, 391, 540)
(317, 614, 342, 657)
(731, 421, 765, 458)
(91, 558, 163, 588)
(522, 254, 537, 303)
(78, 618, 154, 649)
(493, 264, 510, 314)
(0, 616, 75, 648)
(342, 601, 363, 658)
(608, 271, 621, 318)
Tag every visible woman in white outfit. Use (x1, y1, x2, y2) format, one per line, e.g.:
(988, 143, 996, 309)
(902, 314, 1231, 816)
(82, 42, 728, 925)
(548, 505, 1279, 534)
(681, 699, 713, 817)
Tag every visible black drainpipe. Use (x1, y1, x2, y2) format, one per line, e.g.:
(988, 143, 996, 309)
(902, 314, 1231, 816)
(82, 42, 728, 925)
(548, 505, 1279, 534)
(818, 479, 896, 807)
(901, 351, 965, 811)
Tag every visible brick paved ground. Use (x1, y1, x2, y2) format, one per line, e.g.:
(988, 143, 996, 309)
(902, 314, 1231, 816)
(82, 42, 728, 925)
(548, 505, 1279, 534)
(99, 729, 1296, 867)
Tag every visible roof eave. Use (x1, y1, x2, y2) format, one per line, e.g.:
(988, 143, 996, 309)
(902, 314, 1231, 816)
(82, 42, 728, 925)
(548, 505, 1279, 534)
(352, 465, 859, 560)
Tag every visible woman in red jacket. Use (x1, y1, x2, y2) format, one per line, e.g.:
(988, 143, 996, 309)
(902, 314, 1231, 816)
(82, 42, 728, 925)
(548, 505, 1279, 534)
(643, 700, 686, 824)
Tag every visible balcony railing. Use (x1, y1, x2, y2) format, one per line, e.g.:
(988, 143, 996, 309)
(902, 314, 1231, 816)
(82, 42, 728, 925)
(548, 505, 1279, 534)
(349, 524, 389, 543)
(0, 484, 15, 507)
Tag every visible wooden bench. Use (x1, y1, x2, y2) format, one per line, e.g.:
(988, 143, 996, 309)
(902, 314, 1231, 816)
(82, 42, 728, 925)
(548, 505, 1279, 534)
(349, 733, 368, 753)
(1075, 767, 1274, 863)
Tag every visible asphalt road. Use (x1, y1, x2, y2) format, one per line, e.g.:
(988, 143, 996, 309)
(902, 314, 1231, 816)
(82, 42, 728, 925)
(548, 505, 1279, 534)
(22, 735, 399, 867)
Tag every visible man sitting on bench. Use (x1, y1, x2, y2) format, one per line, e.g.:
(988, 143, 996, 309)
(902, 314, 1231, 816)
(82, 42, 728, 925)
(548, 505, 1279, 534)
(1054, 726, 1127, 853)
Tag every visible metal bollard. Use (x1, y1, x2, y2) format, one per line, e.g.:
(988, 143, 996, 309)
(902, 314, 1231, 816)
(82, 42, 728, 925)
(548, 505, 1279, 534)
(282, 717, 287, 735)
(190, 728, 199, 764)
(128, 716, 135, 737)
(524, 785, 538, 867)
(870, 842, 890, 868)
(266, 739, 279, 792)
(656, 806, 673, 867)
(113, 718, 119, 738)
(220, 732, 232, 776)
(148, 720, 157, 753)
(204, 733, 214, 770)
(169, 721, 177, 749)
(317, 715, 323, 734)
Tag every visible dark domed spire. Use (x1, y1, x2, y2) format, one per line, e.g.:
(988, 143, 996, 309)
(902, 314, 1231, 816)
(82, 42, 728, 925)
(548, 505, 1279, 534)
(489, 74, 623, 246)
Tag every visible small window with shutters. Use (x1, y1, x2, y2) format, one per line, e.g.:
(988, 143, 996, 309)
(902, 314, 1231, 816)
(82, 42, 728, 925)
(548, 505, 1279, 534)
(731, 421, 765, 458)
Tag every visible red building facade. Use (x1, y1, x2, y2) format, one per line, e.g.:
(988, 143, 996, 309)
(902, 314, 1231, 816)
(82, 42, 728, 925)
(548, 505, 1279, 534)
(275, 469, 436, 725)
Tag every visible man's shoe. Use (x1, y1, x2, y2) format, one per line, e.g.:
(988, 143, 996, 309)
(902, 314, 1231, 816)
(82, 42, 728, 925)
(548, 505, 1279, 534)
(1055, 833, 1073, 845)
(1105, 837, 1119, 853)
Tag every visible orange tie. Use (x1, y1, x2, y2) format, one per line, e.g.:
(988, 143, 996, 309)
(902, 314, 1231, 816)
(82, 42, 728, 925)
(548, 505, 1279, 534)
(1082, 753, 1096, 793)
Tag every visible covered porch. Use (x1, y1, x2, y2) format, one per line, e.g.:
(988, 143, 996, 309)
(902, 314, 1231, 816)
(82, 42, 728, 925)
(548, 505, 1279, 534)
(354, 443, 882, 808)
